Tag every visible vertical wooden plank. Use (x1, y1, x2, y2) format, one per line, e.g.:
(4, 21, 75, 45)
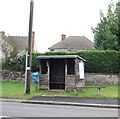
(65, 59, 67, 90)
(39, 61, 41, 90)
(47, 60, 50, 90)
(74, 58, 77, 92)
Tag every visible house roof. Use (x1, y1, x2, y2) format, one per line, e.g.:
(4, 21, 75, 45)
(36, 55, 85, 61)
(8, 36, 28, 51)
(1, 31, 35, 52)
(48, 36, 94, 50)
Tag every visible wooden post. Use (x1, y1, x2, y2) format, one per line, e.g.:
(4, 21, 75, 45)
(25, 0, 34, 94)
(65, 59, 67, 90)
(39, 62, 41, 90)
(97, 88, 101, 95)
(47, 61, 50, 90)
(74, 59, 77, 93)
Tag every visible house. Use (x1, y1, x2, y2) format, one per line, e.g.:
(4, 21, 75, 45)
(36, 55, 85, 90)
(48, 35, 95, 51)
(0, 31, 35, 53)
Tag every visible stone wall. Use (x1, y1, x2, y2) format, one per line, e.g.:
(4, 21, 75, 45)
(39, 74, 48, 89)
(65, 75, 85, 91)
(1, 71, 119, 85)
(65, 75, 75, 88)
(1, 70, 25, 83)
(85, 73, 119, 85)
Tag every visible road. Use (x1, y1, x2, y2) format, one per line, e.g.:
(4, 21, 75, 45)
(0, 101, 118, 117)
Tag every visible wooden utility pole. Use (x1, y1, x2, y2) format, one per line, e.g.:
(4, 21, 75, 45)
(25, 0, 34, 94)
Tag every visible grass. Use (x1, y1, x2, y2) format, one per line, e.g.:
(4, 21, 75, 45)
(0, 82, 49, 99)
(0, 81, 119, 99)
(59, 86, 118, 98)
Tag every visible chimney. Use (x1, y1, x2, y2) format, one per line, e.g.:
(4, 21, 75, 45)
(0, 31, 5, 37)
(32, 31, 35, 52)
(61, 34, 66, 41)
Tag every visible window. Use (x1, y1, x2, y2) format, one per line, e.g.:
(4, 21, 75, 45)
(67, 59, 75, 75)
(41, 60, 47, 74)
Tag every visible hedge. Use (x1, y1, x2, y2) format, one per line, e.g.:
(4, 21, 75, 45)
(2, 50, 119, 74)
(31, 50, 119, 74)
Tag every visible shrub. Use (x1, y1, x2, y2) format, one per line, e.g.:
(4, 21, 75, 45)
(3, 50, 119, 74)
(31, 52, 43, 72)
(77, 50, 119, 73)
(2, 50, 25, 71)
(38, 50, 119, 74)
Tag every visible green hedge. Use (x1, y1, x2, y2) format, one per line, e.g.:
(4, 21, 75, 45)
(3, 50, 119, 74)
(31, 50, 119, 74)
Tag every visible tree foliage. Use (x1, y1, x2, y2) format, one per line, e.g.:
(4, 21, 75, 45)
(2, 36, 25, 71)
(92, 1, 120, 50)
(115, 2, 120, 50)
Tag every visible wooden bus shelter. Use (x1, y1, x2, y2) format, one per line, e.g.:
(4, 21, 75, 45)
(36, 55, 85, 90)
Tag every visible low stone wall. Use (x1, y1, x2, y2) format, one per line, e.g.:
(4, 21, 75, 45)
(85, 73, 119, 85)
(1, 70, 25, 83)
(1, 71, 119, 85)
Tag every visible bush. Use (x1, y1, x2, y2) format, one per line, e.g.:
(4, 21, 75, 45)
(2, 50, 25, 71)
(31, 52, 44, 72)
(3, 50, 119, 74)
(38, 50, 119, 74)
(77, 50, 119, 73)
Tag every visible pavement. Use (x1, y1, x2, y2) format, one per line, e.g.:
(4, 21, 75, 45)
(1, 96, 119, 108)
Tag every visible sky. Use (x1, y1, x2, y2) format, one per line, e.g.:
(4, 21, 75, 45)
(0, 0, 118, 52)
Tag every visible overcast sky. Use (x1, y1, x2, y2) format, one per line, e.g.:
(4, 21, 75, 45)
(0, 0, 118, 52)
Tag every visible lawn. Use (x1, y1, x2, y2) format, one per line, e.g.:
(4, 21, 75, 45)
(0, 81, 119, 99)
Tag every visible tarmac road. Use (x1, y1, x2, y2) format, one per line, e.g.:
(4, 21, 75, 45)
(1, 101, 119, 117)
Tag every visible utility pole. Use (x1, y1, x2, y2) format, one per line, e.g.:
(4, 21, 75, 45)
(25, 0, 34, 94)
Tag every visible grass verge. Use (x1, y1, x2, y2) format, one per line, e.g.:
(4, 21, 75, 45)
(0, 81, 119, 99)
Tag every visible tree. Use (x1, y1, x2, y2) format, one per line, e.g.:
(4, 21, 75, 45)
(1, 36, 13, 58)
(2, 36, 25, 71)
(115, 2, 120, 50)
(92, 1, 119, 50)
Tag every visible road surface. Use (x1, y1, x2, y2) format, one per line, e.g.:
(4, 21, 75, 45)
(0, 101, 119, 117)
